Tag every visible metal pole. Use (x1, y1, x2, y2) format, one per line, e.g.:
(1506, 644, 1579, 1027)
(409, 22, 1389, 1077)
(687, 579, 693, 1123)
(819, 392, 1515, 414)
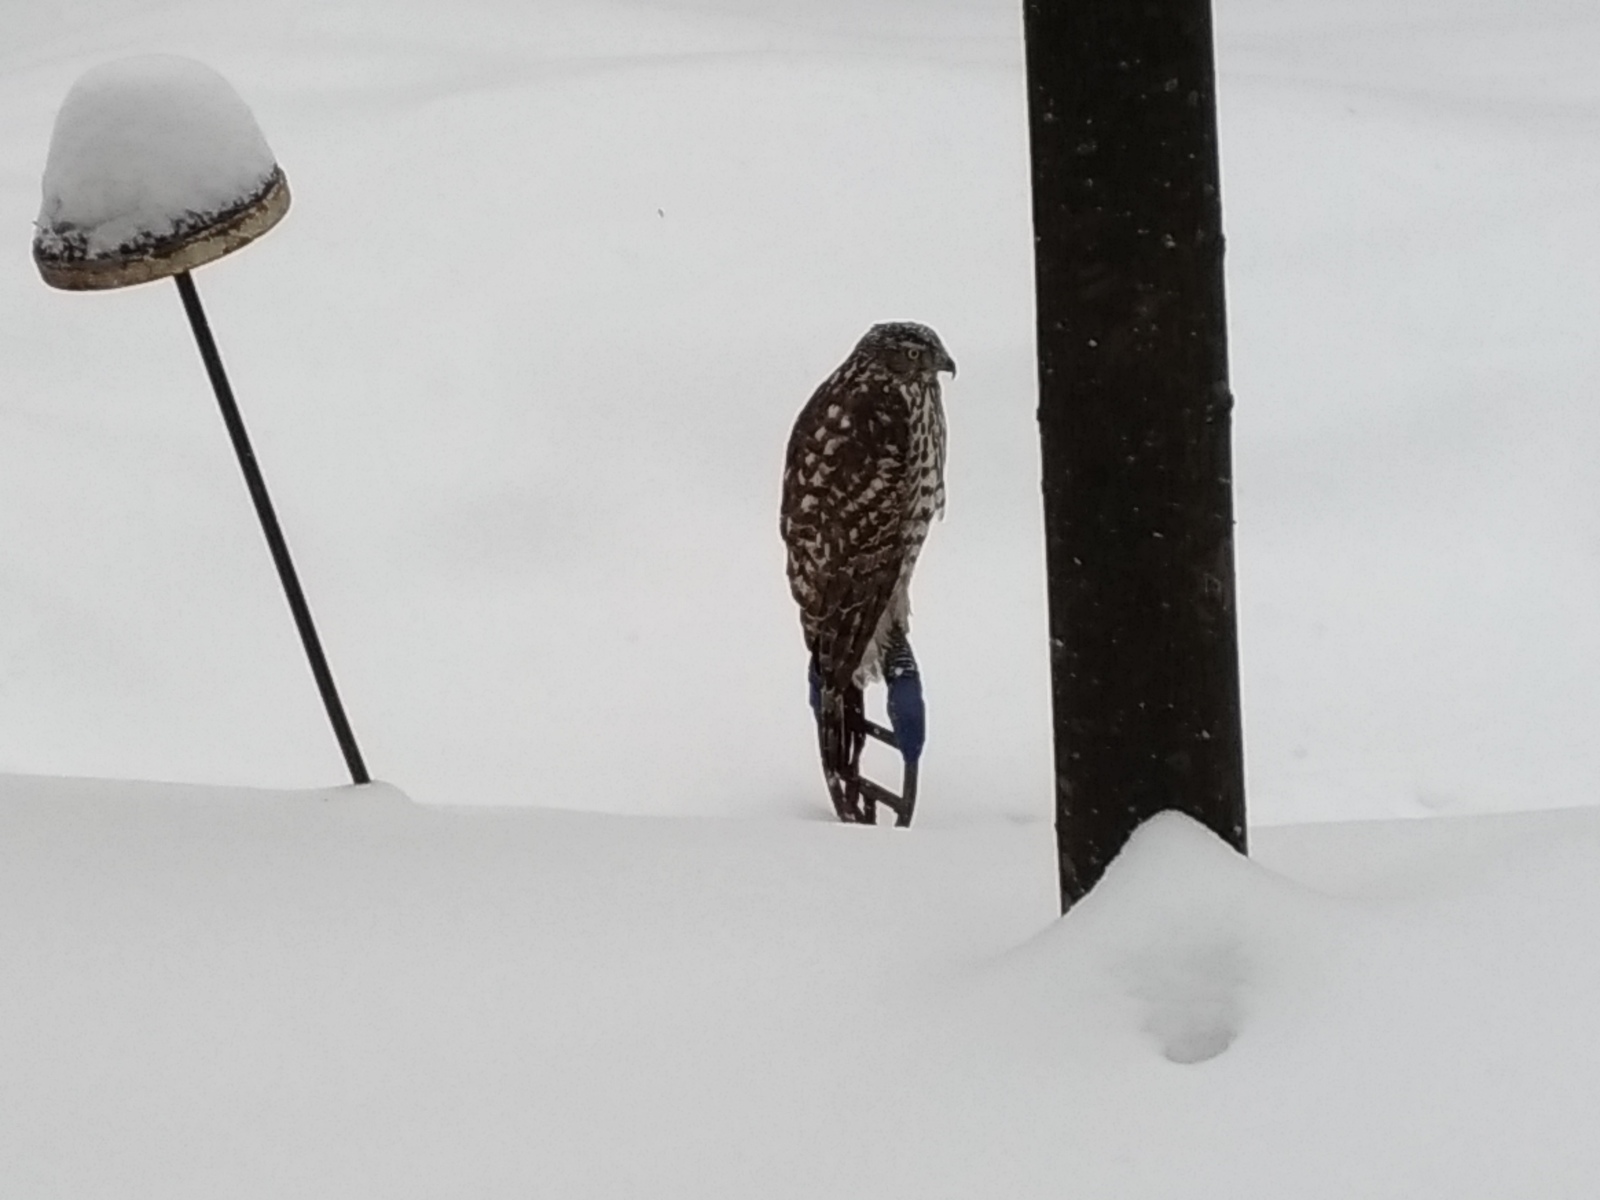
(1023, 0, 1246, 909)
(173, 269, 370, 786)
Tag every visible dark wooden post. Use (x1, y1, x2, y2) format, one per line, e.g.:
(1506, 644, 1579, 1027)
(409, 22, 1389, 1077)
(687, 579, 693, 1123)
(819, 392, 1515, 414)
(1022, 0, 1246, 909)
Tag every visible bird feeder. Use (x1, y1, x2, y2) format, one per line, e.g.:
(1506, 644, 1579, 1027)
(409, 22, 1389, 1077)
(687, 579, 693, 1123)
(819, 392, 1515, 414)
(33, 55, 368, 786)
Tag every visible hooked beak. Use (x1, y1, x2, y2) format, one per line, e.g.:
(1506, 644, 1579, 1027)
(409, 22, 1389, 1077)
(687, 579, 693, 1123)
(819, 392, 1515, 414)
(939, 349, 957, 377)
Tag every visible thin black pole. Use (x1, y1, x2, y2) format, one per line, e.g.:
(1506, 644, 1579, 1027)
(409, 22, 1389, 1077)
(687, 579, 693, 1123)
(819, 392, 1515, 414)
(1023, 0, 1246, 909)
(173, 269, 370, 786)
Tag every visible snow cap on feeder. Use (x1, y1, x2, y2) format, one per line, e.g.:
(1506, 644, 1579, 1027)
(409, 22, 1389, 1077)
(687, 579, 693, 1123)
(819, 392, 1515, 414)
(34, 55, 288, 291)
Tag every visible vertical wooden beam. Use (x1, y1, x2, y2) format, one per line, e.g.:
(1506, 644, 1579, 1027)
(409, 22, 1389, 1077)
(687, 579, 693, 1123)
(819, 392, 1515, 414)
(1022, 0, 1246, 908)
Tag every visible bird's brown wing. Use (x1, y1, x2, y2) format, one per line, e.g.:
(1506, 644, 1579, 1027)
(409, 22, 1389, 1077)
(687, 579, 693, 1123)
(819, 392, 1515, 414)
(779, 371, 911, 690)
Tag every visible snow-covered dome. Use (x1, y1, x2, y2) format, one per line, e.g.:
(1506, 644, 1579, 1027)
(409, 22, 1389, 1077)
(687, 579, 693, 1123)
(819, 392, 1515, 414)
(34, 55, 289, 290)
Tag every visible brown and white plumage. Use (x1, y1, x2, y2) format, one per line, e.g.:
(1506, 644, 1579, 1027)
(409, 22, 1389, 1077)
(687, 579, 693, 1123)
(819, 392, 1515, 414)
(780, 321, 954, 818)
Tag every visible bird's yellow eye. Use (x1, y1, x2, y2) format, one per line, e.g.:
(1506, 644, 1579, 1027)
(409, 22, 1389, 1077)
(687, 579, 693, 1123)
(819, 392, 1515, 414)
(907, 347, 922, 360)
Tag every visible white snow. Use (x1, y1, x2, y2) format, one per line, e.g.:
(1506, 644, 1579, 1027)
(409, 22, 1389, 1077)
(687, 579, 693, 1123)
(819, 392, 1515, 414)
(35, 55, 276, 260)
(0, 0, 1590, 823)
(5, 774, 1600, 1197)
(2, 0, 1600, 1189)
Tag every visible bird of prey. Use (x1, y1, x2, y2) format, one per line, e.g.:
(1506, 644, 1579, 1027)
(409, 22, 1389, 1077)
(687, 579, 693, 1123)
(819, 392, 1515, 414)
(779, 321, 955, 824)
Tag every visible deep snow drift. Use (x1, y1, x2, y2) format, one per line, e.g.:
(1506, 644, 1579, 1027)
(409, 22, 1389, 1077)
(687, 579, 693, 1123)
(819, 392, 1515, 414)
(4, 773, 1599, 1198)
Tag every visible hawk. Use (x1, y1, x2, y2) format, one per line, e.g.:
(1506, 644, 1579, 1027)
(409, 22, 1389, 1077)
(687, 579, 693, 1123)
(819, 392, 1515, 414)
(780, 321, 955, 823)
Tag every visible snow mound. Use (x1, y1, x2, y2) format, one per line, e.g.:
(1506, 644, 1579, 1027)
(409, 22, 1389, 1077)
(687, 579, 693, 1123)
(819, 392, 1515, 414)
(1079, 814, 1289, 1062)
(993, 811, 1342, 1065)
(34, 55, 279, 263)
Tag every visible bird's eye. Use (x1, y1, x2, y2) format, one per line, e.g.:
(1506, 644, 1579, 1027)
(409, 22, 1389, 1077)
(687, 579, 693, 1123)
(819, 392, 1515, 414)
(907, 347, 922, 361)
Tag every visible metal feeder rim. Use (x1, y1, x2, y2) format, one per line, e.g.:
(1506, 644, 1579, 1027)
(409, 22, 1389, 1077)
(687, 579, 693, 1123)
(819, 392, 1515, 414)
(35, 167, 289, 291)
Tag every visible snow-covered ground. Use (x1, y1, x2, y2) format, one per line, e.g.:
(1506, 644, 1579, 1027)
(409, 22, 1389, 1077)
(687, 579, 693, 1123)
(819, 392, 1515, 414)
(7, 774, 1600, 1197)
(3, 0, 1600, 1193)
(3, 0, 1595, 823)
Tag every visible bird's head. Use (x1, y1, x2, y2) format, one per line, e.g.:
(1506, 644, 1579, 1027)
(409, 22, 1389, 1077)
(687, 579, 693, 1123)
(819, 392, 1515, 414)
(857, 321, 957, 381)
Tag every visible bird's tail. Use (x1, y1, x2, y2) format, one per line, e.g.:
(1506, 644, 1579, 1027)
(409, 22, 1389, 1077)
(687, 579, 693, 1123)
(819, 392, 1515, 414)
(809, 659, 867, 822)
